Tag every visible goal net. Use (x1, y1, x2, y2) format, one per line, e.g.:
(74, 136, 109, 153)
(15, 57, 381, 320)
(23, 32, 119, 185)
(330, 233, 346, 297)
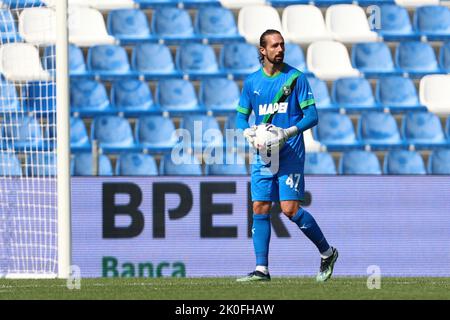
(0, 0, 70, 279)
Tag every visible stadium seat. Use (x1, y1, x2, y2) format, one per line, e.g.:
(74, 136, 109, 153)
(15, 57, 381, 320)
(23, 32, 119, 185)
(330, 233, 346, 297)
(402, 111, 447, 149)
(306, 41, 360, 80)
(439, 41, 450, 73)
(71, 153, 113, 176)
(43, 44, 87, 75)
(69, 117, 90, 150)
(0, 153, 22, 176)
(0, 0, 45, 8)
(0, 78, 19, 112)
(0, 43, 51, 81)
(325, 4, 379, 43)
(44, 0, 135, 9)
(284, 43, 306, 72)
(18, 7, 56, 45)
(2, 115, 44, 150)
(358, 111, 403, 150)
(219, 0, 267, 9)
(91, 115, 136, 152)
(107, 9, 152, 42)
(220, 42, 260, 77)
(282, 5, 332, 45)
(428, 149, 450, 174)
(304, 152, 337, 175)
(238, 5, 282, 45)
(70, 79, 112, 114)
(376, 76, 423, 112)
(351, 42, 398, 76)
(339, 150, 382, 175)
(68, 7, 116, 47)
(87, 44, 132, 77)
(195, 6, 242, 42)
(135, 115, 178, 151)
(25, 152, 56, 176)
(419, 74, 450, 115)
(111, 79, 156, 114)
(394, 0, 440, 8)
(23, 81, 55, 112)
(331, 77, 378, 112)
(151, 7, 195, 41)
(374, 4, 418, 41)
(413, 5, 450, 40)
(315, 112, 360, 150)
(116, 153, 158, 176)
(383, 150, 426, 175)
(307, 77, 334, 110)
(0, 9, 19, 43)
(156, 79, 203, 113)
(176, 43, 219, 77)
(395, 41, 441, 76)
(160, 152, 202, 175)
(200, 78, 239, 113)
(180, 114, 223, 150)
(131, 43, 177, 78)
(205, 153, 248, 175)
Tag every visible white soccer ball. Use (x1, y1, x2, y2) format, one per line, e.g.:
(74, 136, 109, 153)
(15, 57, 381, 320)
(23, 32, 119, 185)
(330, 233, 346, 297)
(254, 124, 277, 150)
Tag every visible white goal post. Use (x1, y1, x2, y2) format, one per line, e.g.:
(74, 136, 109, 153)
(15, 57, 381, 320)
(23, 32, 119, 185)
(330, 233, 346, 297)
(0, 0, 71, 279)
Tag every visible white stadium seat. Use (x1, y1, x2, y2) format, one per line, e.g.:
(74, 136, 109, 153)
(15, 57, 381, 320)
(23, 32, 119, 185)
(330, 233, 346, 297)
(304, 129, 324, 153)
(238, 5, 283, 45)
(325, 4, 380, 43)
(0, 43, 51, 82)
(394, 0, 440, 8)
(306, 41, 360, 80)
(43, 0, 135, 10)
(68, 7, 116, 47)
(19, 8, 56, 45)
(419, 74, 450, 115)
(282, 5, 332, 45)
(220, 0, 267, 9)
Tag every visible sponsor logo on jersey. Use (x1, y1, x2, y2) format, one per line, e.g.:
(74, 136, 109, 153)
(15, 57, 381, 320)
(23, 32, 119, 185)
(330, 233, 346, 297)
(258, 102, 288, 115)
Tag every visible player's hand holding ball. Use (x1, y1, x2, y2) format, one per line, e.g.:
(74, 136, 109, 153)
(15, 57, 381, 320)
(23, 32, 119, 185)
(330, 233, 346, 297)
(243, 125, 258, 149)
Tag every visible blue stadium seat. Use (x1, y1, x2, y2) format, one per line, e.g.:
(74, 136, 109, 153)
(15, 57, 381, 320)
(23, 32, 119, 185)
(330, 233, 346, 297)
(87, 45, 133, 78)
(70, 79, 113, 115)
(0, 0, 44, 8)
(71, 153, 113, 176)
(25, 152, 56, 176)
(284, 43, 306, 72)
(428, 149, 450, 174)
(0, 9, 20, 42)
(91, 115, 136, 152)
(131, 43, 178, 78)
(23, 82, 55, 113)
(375, 76, 424, 113)
(270, 0, 311, 6)
(307, 77, 335, 110)
(107, 9, 152, 42)
(151, 7, 195, 42)
(358, 111, 403, 150)
(135, 115, 177, 151)
(110, 79, 157, 114)
(199, 78, 239, 113)
(160, 152, 202, 175)
(440, 42, 450, 73)
(195, 6, 242, 42)
(2, 115, 43, 150)
(351, 42, 398, 76)
(402, 111, 447, 149)
(180, 114, 223, 150)
(44, 45, 87, 75)
(373, 4, 418, 41)
(331, 77, 379, 112)
(156, 79, 203, 114)
(70, 117, 91, 151)
(0, 78, 19, 112)
(383, 150, 426, 175)
(176, 43, 220, 77)
(396, 42, 441, 77)
(315, 112, 360, 150)
(339, 150, 382, 175)
(0, 153, 22, 176)
(446, 116, 450, 140)
(220, 42, 260, 78)
(116, 153, 158, 176)
(205, 153, 248, 175)
(414, 5, 450, 41)
(304, 152, 337, 175)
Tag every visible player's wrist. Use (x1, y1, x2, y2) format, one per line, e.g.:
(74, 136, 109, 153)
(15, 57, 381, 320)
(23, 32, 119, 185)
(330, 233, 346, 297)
(284, 126, 299, 138)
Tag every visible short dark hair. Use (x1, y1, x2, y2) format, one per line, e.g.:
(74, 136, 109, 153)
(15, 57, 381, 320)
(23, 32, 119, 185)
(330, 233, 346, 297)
(259, 29, 283, 65)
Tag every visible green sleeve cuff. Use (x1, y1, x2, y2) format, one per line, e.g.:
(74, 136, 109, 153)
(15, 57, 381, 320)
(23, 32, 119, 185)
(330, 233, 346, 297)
(236, 106, 251, 115)
(299, 99, 315, 109)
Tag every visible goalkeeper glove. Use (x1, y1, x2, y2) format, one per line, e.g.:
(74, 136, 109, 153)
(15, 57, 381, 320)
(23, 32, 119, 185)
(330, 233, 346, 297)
(265, 125, 299, 151)
(243, 125, 257, 149)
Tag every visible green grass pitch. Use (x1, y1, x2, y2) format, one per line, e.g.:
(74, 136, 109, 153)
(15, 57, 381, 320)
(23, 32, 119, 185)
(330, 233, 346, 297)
(0, 277, 449, 300)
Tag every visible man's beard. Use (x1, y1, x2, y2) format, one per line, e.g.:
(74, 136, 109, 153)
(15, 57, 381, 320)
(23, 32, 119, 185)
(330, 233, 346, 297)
(267, 55, 284, 65)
